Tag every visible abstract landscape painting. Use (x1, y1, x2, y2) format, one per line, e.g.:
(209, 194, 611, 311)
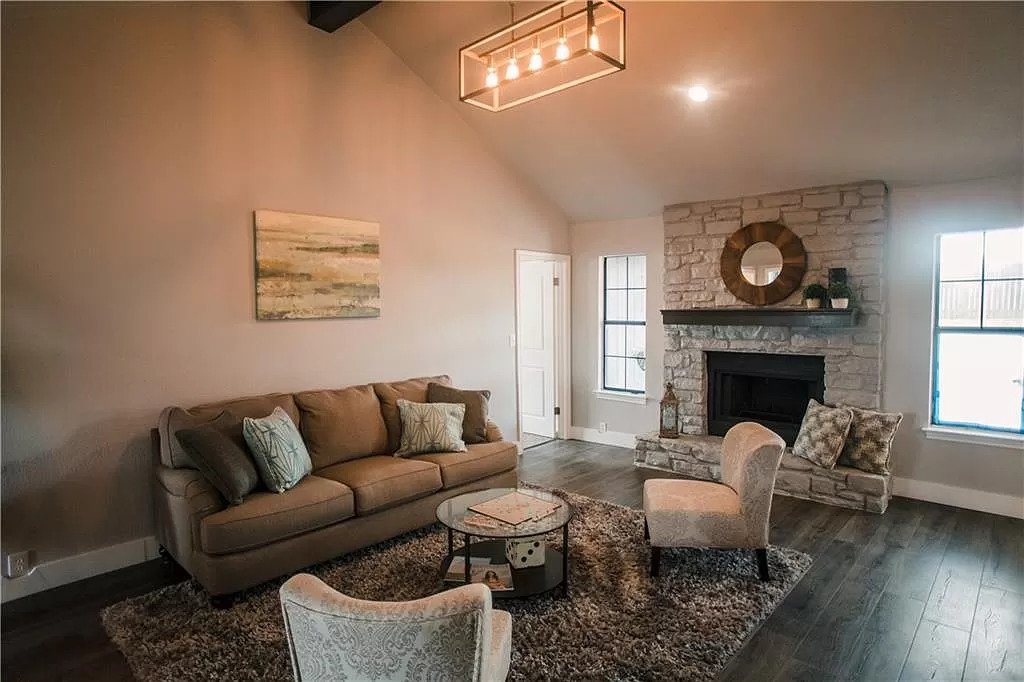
(254, 210, 380, 320)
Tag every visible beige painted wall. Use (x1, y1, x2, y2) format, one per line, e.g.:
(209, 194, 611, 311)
(885, 175, 1023, 498)
(569, 216, 664, 434)
(1, 2, 568, 565)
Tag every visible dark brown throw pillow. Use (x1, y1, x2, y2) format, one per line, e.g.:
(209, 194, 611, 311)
(427, 383, 491, 444)
(176, 412, 260, 505)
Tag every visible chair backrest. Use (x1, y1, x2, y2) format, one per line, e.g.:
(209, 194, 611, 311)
(720, 422, 786, 545)
(280, 574, 492, 681)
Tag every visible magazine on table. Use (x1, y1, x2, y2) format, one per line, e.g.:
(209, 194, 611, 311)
(469, 491, 562, 526)
(444, 558, 514, 591)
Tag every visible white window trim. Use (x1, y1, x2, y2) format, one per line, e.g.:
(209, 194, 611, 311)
(598, 253, 647, 398)
(921, 425, 1024, 450)
(593, 388, 649, 405)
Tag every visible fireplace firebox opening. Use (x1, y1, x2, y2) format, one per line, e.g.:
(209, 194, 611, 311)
(705, 351, 825, 445)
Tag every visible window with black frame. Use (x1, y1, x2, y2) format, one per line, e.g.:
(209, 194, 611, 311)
(932, 227, 1024, 433)
(602, 255, 646, 393)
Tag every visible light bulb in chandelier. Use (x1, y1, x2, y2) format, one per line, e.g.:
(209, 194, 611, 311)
(485, 66, 499, 88)
(588, 27, 599, 51)
(505, 56, 520, 80)
(529, 47, 543, 71)
(555, 36, 570, 61)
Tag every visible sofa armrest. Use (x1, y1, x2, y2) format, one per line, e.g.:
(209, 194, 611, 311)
(484, 419, 504, 443)
(153, 465, 224, 567)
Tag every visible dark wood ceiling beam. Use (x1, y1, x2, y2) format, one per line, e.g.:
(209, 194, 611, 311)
(308, 2, 380, 33)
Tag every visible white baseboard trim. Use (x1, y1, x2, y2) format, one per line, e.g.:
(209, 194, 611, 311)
(568, 426, 637, 449)
(1, 535, 160, 603)
(892, 477, 1023, 519)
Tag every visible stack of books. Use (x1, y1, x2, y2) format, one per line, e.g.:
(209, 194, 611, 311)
(444, 557, 514, 591)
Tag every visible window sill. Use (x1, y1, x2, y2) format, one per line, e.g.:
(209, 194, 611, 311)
(593, 389, 648, 405)
(922, 425, 1024, 450)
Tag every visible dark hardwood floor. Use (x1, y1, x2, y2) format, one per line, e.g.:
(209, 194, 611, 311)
(3, 439, 1021, 681)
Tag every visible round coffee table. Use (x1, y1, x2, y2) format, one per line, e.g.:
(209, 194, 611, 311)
(436, 488, 573, 599)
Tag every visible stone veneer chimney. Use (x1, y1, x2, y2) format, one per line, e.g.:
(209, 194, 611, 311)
(661, 181, 888, 436)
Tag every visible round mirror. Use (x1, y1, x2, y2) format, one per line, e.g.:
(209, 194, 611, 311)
(740, 241, 784, 286)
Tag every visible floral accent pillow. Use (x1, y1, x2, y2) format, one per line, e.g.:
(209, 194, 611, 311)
(793, 399, 853, 468)
(395, 400, 467, 456)
(838, 406, 903, 474)
(242, 407, 312, 493)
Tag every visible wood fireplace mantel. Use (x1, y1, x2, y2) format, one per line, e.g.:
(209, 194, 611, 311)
(661, 308, 858, 328)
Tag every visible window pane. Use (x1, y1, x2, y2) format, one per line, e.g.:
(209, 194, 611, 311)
(604, 357, 626, 390)
(939, 232, 983, 281)
(935, 332, 1024, 431)
(606, 290, 627, 321)
(983, 280, 1024, 328)
(626, 325, 645, 358)
(627, 255, 646, 288)
(606, 256, 627, 288)
(984, 228, 1024, 279)
(627, 289, 645, 322)
(938, 281, 981, 327)
(626, 357, 645, 392)
(604, 324, 626, 356)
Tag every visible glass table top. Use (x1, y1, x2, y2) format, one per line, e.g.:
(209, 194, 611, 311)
(436, 487, 573, 538)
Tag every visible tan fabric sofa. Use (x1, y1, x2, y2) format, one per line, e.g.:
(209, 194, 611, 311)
(154, 375, 519, 597)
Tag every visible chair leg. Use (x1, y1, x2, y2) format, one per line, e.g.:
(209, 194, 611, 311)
(643, 518, 650, 541)
(755, 548, 770, 582)
(650, 546, 661, 578)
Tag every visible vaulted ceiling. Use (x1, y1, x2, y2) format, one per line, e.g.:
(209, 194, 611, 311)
(361, 2, 1023, 221)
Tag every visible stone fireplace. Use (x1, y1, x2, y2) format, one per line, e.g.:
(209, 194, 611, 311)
(635, 181, 892, 512)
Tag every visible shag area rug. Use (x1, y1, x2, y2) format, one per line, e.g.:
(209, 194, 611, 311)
(102, 486, 811, 681)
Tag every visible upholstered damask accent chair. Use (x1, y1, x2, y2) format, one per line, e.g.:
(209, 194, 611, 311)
(643, 422, 786, 581)
(280, 574, 512, 681)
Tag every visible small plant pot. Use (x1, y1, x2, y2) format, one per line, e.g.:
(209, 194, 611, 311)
(831, 298, 850, 309)
(805, 299, 822, 309)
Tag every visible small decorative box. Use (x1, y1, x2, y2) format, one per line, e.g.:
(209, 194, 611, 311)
(505, 535, 545, 568)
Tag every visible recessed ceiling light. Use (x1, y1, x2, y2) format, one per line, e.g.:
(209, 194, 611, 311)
(688, 85, 710, 102)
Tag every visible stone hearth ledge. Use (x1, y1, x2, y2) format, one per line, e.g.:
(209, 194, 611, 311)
(635, 432, 890, 513)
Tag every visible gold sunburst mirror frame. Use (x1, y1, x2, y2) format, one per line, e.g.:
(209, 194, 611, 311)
(459, 1, 625, 112)
(720, 222, 808, 305)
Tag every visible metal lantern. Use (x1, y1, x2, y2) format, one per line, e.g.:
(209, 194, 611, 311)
(659, 382, 680, 438)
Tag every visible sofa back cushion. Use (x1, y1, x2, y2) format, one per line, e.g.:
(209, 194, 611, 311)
(373, 375, 451, 453)
(294, 384, 389, 469)
(159, 393, 301, 469)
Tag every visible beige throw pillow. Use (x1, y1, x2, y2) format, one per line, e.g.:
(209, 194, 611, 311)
(838, 406, 903, 474)
(793, 399, 853, 468)
(395, 400, 467, 456)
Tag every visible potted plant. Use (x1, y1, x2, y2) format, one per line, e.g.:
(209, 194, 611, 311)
(803, 283, 827, 309)
(828, 282, 853, 309)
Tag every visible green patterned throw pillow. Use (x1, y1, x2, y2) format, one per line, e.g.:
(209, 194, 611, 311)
(793, 399, 854, 468)
(395, 399, 467, 456)
(838, 406, 903, 475)
(242, 406, 312, 493)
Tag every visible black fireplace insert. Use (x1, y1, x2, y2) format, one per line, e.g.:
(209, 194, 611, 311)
(706, 351, 825, 445)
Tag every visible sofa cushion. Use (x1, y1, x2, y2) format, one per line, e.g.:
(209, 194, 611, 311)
(396, 400, 467, 456)
(317, 456, 443, 515)
(200, 476, 354, 555)
(175, 411, 260, 505)
(427, 383, 491, 444)
(373, 375, 451, 453)
(412, 442, 518, 489)
(159, 393, 301, 469)
(294, 384, 389, 469)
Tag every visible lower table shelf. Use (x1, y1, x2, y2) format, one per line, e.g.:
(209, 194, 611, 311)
(441, 539, 566, 599)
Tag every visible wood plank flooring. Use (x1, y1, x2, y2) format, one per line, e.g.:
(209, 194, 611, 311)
(2, 438, 1021, 681)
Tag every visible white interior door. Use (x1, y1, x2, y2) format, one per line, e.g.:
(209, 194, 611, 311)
(518, 259, 556, 438)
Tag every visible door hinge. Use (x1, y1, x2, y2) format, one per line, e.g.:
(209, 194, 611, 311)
(553, 406, 561, 416)
(553, 276, 560, 286)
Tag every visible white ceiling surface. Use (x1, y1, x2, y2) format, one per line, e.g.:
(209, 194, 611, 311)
(361, 2, 1024, 221)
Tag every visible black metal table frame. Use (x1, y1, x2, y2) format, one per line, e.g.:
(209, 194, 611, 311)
(445, 523, 571, 598)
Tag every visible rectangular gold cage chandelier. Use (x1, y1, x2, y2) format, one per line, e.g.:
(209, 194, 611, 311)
(459, 1, 626, 112)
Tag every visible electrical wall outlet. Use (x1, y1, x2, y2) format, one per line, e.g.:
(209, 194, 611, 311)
(4, 551, 32, 579)
(598, 422, 608, 433)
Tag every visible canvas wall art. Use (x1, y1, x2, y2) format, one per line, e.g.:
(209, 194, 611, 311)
(254, 210, 380, 320)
